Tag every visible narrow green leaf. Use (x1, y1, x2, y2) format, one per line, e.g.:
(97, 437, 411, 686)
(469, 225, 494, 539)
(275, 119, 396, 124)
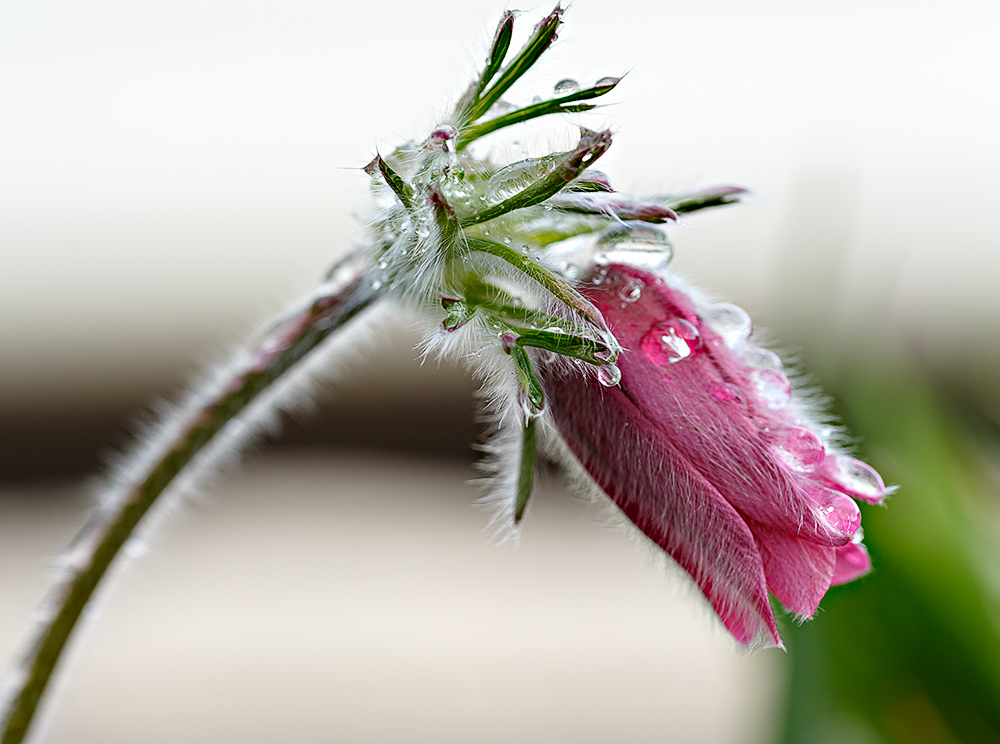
(507, 343, 545, 414)
(661, 185, 748, 214)
(461, 128, 612, 226)
(465, 236, 607, 329)
(515, 326, 613, 366)
(465, 6, 564, 124)
(457, 77, 620, 148)
(482, 11, 515, 92)
(515, 416, 537, 523)
(365, 154, 415, 211)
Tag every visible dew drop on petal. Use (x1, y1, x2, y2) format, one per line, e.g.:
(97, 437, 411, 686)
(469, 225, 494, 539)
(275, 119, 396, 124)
(824, 454, 888, 503)
(597, 362, 621, 387)
(774, 426, 826, 473)
(641, 320, 702, 365)
(815, 491, 862, 536)
(617, 277, 643, 303)
(712, 383, 748, 409)
(705, 303, 752, 347)
(743, 346, 783, 372)
(554, 78, 579, 95)
(750, 369, 791, 409)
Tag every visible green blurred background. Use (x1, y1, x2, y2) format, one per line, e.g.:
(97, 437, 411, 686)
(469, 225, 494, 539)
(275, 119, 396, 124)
(2, 1, 998, 742)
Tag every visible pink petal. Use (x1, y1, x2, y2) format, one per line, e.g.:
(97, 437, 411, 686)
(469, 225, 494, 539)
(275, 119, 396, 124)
(583, 266, 852, 547)
(541, 365, 782, 647)
(750, 522, 836, 617)
(831, 541, 872, 585)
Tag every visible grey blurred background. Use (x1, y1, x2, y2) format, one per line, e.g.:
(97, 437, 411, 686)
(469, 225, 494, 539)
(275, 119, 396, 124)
(1, 0, 997, 741)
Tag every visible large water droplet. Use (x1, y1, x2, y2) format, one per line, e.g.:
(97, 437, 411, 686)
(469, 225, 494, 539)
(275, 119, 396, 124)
(553, 78, 580, 95)
(442, 175, 475, 205)
(595, 222, 673, 269)
(750, 369, 791, 409)
(824, 454, 888, 503)
(774, 426, 826, 473)
(594, 76, 620, 88)
(705, 303, 752, 347)
(416, 222, 431, 239)
(743, 346, 783, 372)
(484, 154, 562, 203)
(815, 490, 861, 535)
(641, 319, 702, 365)
(597, 363, 621, 387)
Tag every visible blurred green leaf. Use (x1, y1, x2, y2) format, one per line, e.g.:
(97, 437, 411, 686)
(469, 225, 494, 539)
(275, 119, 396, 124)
(780, 366, 1000, 744)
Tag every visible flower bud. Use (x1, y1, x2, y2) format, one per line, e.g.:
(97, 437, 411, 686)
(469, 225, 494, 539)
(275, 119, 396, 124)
(540, 263, 893, 647)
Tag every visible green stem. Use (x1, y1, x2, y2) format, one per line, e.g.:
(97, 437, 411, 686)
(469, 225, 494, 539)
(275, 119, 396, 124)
(0, 264, 375, 744)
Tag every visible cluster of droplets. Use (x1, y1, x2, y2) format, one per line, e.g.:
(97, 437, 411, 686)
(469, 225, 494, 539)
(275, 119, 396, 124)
(603, 270, 894, 523)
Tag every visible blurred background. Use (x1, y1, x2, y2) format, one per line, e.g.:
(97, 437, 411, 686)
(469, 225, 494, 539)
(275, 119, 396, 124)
(2, 1, 998, 742)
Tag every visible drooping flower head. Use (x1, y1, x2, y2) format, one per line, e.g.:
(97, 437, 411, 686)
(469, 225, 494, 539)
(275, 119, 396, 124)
(539, 263, 893, 647)
(348, 5, 893, 647)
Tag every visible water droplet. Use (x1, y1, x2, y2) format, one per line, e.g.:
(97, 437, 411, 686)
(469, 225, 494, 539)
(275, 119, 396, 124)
(442, 175, 475, 204)
(597, 363, 621, 387)
(416, 223, 431, 239)
(554, 78, 580, 95)
(824, 455, 888, 503)
(555, 260, 579, 280)
(817, 491, 861, 535)
(743, 346, 783, 372)
(705, 303, 752, 347)
(617, 277, 643, 303)
(503, 236, 511, 245)
(371, 279, 383, 290)
(377, 260, 388, 269)
(594, 76, 620, 88)
(774, 426, 826, 473)
(712, 383, 748, 409)
(484, 154, 562, 203)
(750, 369, 791, 409)
(124, 539, 148, 559)
(641, 319, 702, 365)
(595, 222, 673, 269)
(519, 390, 544, 419)
(814, 490, 861, 535)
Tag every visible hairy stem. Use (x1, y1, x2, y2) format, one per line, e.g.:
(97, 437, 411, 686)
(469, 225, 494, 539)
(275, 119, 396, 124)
(1, 261, 374, 744)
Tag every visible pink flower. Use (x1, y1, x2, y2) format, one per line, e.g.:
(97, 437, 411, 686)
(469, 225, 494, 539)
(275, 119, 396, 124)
(540, 262, 892, 647)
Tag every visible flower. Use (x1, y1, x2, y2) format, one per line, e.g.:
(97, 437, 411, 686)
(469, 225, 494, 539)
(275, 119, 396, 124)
(347, 5, 892, 648)
(538, 262, 893, 647)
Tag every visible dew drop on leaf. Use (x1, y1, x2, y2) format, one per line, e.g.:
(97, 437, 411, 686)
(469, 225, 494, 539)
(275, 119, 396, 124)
(597, 362, 621, 387)
(554, 78, 580, 95)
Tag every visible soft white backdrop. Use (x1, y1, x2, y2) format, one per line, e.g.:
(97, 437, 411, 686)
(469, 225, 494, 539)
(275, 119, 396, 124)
(2, 2, 998, 741)
(2, 0, 999, 410)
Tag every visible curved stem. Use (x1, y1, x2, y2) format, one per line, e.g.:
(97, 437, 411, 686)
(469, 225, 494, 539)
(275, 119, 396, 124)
(1, 260, 375, 744)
